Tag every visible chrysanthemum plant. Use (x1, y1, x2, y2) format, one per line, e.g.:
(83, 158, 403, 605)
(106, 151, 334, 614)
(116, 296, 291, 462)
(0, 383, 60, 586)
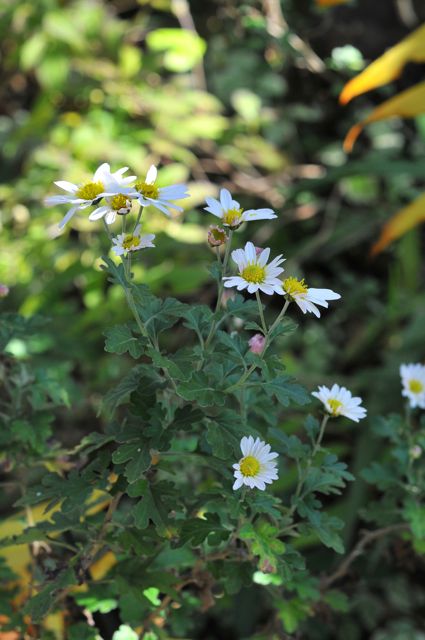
(1, 164, 421, 636)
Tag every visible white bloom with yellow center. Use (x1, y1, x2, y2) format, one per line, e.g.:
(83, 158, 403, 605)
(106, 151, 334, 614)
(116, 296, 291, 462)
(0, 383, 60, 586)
(282, 276, 341, 318)
(223, 241, 285, 295)
(45, 163, 136, 228)
(204, 188, 277, 229)
(112, 225, 155, 256)
(89, 193, 133, 225)
(127, 165, 189, 216)
(312, 384, 367, 422)
(233, 436, 279, 491)
(400, 363, 425, 409)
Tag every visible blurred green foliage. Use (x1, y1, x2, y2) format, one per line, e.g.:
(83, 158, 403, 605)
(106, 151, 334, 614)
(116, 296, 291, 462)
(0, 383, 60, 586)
(0, 0, 425, 638)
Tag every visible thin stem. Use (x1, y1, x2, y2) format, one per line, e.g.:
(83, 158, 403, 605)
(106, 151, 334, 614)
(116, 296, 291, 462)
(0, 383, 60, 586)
(255, 290, 267, 335)
(133, 204, 144, 233)
(204, 230, 233, 350)
(288, 414, 330, 516)
(102, 217, 113, 243)
(225, 298, 291, 393)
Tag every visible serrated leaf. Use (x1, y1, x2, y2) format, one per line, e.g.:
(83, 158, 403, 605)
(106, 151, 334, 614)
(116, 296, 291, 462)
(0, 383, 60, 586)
(261, 375, 310, 407)
(176, 372, 225, 407)
(179, 514, 228, 547)
(104, 324, 147, 358)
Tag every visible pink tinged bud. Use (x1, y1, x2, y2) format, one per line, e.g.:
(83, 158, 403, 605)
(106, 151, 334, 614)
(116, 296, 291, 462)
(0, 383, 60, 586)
(260, 558, 275, 574)
(249, 333, 265, 354)
(208, 225, 227, 247)
(410, 445, 422, 460)
(0, 284, 9, 298)
(255, 246, 264, 256)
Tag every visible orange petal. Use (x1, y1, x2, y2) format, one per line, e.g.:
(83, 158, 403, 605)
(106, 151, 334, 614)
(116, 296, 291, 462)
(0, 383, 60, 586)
(371, 192, 425, 255)
(340, 23, 425, 105)
(343, 80, 425, 151)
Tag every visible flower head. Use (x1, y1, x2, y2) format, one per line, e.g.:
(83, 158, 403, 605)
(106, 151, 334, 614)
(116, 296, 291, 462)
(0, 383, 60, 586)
(233, 436, 279, 491)
(312, 384, 367, 422)
(223, 241, 285, 296)
(89, 194, 132, 225)
(282, 276, 340, 318)
(249, 333, 266, 354)
(45, 163, 136, 228)
(207, 225, 227, 247)
(204, 188, 277, 229)
(128, 165, 189, 217)
(112, 225, 155, 256)
(400, 363, 425, 409)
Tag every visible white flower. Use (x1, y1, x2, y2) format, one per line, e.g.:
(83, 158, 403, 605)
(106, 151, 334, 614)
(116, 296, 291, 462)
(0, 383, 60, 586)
(127, 165, 189, 216)
(204, 188, 277, 229)
(312, 384, 367, 422)
(112, 225, 156, 256)
(400, 363, 425, 409)
(233, 436, 279, 491)
(282, 277, 341, 317)
(223, 241, 285, 295)
(89, 194, 132, 225)
(45, 163, 136, 228)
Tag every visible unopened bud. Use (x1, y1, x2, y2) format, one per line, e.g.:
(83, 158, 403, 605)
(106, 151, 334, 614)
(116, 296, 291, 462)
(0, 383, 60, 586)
(0, 284, 9, 298)
(410, 445, 422, 460)
(208, 225, 227, 247)
(260, 558, 275, 574)
(255, 247, 264, 256)
(249, 333, 265, 354)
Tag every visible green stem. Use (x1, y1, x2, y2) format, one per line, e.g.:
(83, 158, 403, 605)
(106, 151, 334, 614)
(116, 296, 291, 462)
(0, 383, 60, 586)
(225, 298, 291, 393)
(133, 204, 144, 233)
(255, 290, 267, 335)
(204, 230, 234, 350)
(289, 413, 330, 516)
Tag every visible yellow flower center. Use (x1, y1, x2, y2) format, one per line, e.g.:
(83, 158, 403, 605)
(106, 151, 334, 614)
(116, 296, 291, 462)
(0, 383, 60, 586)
(409, 379, 424, 394)
(76, 181, 104, 201)
(122, 234, 140, 250)
(241, 264, 266, 284)
(240, 455, 260, 477)
(111, 194, 129, 211)
(135, 180, 159, 200)
(328, 398, 342, 416)
(223, 207, 243, 227)
(283, 277, 308, 297)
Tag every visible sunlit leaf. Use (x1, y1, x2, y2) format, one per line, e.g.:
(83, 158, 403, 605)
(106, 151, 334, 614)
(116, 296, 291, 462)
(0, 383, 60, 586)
(340, 23, 425, 105)
(371, 191, 425, 255)
(343, 81, 425, 152)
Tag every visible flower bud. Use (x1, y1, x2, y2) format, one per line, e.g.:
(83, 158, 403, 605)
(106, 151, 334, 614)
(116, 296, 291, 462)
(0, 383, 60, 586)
(249, 333, 266, 354)
(260, 558, 275, 574)
(0, 284, 9, 298)
(410, 445, 422, 460)
(255, 246, 264, 256)
(208, 225, 227, 247)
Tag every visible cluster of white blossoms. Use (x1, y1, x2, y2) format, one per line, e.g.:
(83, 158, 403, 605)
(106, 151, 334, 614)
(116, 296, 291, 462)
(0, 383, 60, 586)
(400, 363, 425, 409)
(45, 162, 189, 257)
(202, 189, 342, 317)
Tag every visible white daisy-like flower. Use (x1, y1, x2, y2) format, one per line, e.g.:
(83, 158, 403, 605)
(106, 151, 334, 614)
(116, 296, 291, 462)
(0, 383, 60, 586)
(400, 363, 425, 409)
(112, 225, 155, 256)
(45, 163, 136, 228)
(223, 241, 285, 295)
(281, 277, 340, 318)
(127, 165, 189, 216)
(204, 188, 277, 229)
(233, 436, 279, 491)
(89, 194, 133, 225)
(312, 384, 367, 422)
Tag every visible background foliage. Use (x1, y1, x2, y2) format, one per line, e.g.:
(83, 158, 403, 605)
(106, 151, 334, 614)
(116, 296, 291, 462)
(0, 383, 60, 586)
(0, 0, 425, 638)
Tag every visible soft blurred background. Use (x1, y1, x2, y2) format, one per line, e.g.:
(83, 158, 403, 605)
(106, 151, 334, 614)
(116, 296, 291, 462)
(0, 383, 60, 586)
(1, 0, 425, 637)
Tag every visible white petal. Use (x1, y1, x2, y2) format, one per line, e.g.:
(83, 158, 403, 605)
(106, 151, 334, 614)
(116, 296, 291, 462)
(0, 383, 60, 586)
(146, 165, 157, 184)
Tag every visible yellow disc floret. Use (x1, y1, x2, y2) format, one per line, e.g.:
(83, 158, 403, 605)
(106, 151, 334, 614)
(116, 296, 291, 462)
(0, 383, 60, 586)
(241, 264, 266, 283)
(76, 181, 104, 201)
(111, 194, 130, 211)
(223, 208, 243, 227)
(409, 379, 424, 394)
(122, 234, 140, 251)
(240, 455, 260, 477)
(135, 180, 159, 200)
(328, 398, 343, 416)
(283, 277, 308, 298)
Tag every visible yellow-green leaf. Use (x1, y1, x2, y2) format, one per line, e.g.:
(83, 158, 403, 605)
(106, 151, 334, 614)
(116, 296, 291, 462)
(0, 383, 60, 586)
(340, 23, 425, 105)
(343, 80, 425, 152)
(372, 192, 425, 255)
